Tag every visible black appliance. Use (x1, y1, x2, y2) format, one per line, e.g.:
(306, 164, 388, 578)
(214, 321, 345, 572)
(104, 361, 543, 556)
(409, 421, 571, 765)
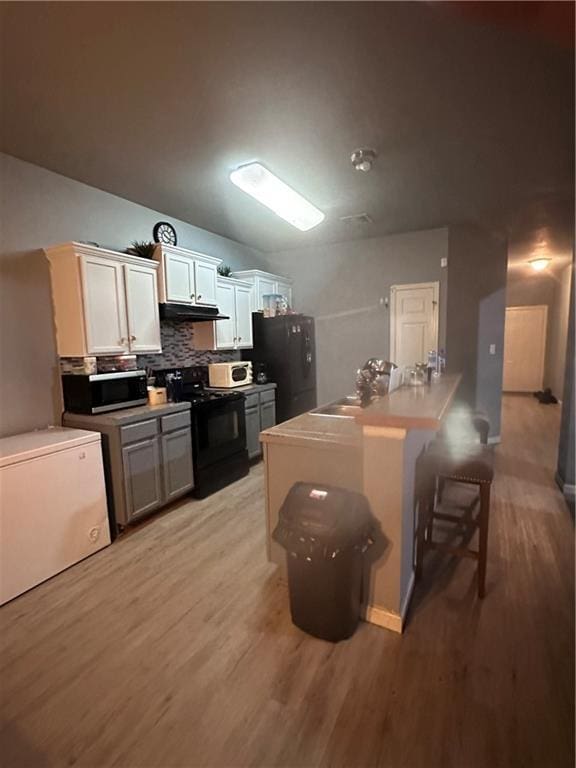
(61, 370, 148, 414)
(243, 314, 316, 423)
(159, 304, 230, 322)
(155, 366, 249, 498)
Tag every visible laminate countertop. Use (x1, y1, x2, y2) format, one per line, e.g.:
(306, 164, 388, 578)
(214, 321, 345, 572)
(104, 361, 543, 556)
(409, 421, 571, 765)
(355, 373, 461, 430)
(260, 411, 362, 450)
(260, 374, 461, 448)
(63, 401, 191, 427)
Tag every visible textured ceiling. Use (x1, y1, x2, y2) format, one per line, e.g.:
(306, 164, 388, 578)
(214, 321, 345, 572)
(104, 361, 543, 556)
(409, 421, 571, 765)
(1, 1, 574, 254)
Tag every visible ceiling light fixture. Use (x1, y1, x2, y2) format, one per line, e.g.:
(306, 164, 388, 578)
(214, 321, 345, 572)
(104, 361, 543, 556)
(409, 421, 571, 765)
(529, 257, 552, 272)
(229, 163, 325, 231)
(351, 148, 377, 172)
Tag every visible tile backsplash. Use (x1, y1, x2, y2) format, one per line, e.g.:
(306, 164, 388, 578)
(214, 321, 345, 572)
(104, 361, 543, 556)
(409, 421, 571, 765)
(137, 320, 240, 370)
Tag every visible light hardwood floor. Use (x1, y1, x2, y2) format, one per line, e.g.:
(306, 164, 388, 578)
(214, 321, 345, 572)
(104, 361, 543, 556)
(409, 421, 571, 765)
(1, 395, 573, 768)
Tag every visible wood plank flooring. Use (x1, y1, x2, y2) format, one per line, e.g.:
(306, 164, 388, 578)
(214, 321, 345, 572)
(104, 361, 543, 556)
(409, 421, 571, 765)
(1, 395, 573, 768)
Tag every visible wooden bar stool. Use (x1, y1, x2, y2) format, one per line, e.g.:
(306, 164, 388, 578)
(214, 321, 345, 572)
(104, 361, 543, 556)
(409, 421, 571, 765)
(415, 442, 494, 598)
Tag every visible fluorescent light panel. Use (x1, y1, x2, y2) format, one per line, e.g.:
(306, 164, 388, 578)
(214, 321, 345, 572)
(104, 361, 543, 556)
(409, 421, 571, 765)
(229, 163, 325, 231)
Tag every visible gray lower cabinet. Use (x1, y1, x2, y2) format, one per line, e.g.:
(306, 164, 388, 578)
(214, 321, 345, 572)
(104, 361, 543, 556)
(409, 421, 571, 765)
(245, 405, 261, 459)
(63, 404, 193, 529)
(260, 400, 276, 432)
(161, 427, 194, 500)
(242, 386, 276, 460)
(122, 438, 163, 520)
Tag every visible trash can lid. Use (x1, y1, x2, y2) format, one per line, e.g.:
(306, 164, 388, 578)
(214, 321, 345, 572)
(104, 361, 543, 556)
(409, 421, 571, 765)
(273, 482, 374, 557)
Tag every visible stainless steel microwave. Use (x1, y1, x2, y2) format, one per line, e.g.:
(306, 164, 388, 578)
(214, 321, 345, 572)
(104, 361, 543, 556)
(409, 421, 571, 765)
(62, 370, 148, 414)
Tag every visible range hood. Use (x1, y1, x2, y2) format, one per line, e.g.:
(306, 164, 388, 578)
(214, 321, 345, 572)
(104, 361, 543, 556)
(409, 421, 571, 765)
(159, 303, 230, 322)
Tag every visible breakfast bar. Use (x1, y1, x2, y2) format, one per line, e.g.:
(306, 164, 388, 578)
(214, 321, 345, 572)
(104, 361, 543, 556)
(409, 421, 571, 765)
(261, 374, 462, 633)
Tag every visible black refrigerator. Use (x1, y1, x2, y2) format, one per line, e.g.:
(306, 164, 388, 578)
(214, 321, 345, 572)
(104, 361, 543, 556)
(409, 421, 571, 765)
(243, 314, 317, 424)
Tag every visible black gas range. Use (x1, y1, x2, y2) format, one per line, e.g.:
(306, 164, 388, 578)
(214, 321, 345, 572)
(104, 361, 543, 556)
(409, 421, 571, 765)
(155, 366, 249, 498)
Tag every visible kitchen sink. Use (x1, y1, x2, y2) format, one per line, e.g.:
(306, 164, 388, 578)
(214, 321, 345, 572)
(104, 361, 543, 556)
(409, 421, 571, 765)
(312, 395, 364, 418)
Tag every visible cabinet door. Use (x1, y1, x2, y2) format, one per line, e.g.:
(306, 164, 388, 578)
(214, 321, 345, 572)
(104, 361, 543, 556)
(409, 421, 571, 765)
(122, 438, 162, 522)
(161, 427, 194, 501)
(260, 400, 276, 432)
(234, 284, 253, 349)
(165, 253, 194, 304)
(245, 405, 261, 459)
(275, 280, 293, 308)
(124, 264, 162, 353)
(194, 261, 217, 306)
(255, 277, 276, 311)
(215, 281, 236, 349)
(81, 255, 129, 355)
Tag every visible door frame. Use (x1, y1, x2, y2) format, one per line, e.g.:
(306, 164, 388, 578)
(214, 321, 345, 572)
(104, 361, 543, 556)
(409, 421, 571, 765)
(389, 281, 440, 365)
(503, 304, 548, 392)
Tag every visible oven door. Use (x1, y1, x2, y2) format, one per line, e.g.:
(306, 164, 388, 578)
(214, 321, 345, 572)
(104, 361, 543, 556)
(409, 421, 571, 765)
(192, 397, 247, 469)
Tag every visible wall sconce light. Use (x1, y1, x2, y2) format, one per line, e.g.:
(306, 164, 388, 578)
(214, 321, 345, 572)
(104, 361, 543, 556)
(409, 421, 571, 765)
(528, 257, 552, 272)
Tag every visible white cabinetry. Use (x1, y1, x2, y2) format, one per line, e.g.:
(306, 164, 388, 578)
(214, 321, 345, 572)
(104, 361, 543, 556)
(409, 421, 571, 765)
(45, 242, 162, 357)
(194, 277, 253, 351)
(155, 245, 219, 307)
(231, 269, 293, 311)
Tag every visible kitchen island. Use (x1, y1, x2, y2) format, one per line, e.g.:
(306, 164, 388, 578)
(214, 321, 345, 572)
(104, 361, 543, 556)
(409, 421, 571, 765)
(260, 374, 461, 633)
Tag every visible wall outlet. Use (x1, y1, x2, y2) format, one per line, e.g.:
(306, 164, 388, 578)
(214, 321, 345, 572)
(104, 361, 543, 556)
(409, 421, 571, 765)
(441, 257, 448, 268)
(489, 344, 496, 355)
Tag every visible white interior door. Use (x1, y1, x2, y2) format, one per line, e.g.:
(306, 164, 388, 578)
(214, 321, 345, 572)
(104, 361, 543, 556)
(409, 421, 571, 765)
(234, 285, 253, 348)
(503, 305, 548, 392)
(124, 264, 162, 353)
(215, 281, 236, 349)
(81, 255, 128, 355)
(390, 282, 439, 369)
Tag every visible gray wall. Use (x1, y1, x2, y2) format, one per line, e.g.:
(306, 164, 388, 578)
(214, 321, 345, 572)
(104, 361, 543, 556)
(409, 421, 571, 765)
(446, 225, 508, 438)
(506, 265, 572, 399)
(261, 228, 449, 404)
(0, 153, 266, 437)
(557, 263, 575, 499)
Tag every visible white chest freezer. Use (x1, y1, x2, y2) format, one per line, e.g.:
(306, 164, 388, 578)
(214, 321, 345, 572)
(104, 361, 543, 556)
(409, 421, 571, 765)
(0, 427, 111, 605)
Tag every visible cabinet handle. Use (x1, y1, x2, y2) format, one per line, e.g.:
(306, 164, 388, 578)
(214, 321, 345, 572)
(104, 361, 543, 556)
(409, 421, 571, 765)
(238, 336, 242, 341)
(130, 335, 136, 341)
(119, 337, 127, 344)
(233, 336, 237, 342)
(190, 293, 195, 300)
(197, 294, 202, 300)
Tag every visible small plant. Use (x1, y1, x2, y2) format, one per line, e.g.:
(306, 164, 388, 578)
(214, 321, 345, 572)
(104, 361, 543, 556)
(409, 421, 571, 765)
(217, 263, 232, 277)
(127, 241, 156, 259)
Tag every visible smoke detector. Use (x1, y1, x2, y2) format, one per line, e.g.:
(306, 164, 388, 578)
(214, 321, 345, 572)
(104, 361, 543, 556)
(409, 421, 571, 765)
(351, 148, 377, 172)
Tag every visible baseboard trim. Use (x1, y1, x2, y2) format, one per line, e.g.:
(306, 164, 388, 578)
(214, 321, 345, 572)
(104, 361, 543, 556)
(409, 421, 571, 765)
(363, 604, 403, 634)
(556, 472, 576, 501)
(400, 571, 415, 624)
(363, 573, 415, 635)
(487, 435, 501, 445)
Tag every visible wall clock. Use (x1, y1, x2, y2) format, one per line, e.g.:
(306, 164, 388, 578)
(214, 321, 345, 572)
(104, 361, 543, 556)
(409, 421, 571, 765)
(153, 221, 178, 246)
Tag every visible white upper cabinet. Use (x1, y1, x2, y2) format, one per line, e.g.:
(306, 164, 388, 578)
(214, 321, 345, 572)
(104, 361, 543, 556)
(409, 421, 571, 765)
(45, 242, 162, 357)
(165, 252, 194, 304)
(194, 277, 253, 351)
(234, 284, 253, 349)
(214, 280, 236, 349)
(194, 260, 218, 306)
(154, 245, 220, 307)
(230, 269, 293, 312)
(81, 254, 129, 355)
(124, 263, 161, 353)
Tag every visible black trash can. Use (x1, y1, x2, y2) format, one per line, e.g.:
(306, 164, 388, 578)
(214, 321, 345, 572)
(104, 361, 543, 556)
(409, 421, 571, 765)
(272, 482, 375, 642)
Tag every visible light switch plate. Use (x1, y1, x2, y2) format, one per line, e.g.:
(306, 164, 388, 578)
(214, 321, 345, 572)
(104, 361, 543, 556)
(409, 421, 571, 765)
(489, 344, 496, 355)
(441, 257, 448, 268)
